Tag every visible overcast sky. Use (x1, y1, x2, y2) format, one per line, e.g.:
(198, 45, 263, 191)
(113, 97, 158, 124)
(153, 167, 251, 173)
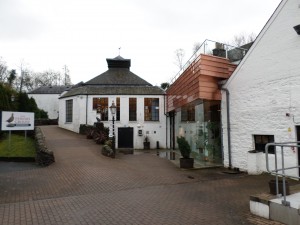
(0, 0, 281, 86)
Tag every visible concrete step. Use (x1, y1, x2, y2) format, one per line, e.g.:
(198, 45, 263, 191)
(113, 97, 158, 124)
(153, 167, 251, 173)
(250, 184, 300, 225)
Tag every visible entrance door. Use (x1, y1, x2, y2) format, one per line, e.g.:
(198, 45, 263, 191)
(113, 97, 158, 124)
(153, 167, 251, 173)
(118, 127, 134, 148)
(297, 126, 300, 176)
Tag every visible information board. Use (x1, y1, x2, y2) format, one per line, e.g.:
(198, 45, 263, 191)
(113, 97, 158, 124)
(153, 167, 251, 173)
(0, 111, 34, 131)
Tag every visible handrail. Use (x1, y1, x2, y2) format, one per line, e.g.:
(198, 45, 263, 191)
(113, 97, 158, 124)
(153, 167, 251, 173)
(265, 142, 300, 206)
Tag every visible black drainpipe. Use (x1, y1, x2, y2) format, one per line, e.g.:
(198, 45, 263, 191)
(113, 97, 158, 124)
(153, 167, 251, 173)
(163, 93, 169, 149)
(221, 88, 232, 169)
(85, 95, 88, 124)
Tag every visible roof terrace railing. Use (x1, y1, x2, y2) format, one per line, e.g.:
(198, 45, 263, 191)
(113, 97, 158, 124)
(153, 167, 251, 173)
(169, 39, 249, 85)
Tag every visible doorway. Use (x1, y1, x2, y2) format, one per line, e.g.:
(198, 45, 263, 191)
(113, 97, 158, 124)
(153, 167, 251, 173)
(118, 127, 134, 148)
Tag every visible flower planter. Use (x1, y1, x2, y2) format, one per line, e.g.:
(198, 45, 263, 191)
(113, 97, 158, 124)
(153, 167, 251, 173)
(180, 158, 194, 168)
(143, 142, 150, 150)
(269, 180, 290, 195)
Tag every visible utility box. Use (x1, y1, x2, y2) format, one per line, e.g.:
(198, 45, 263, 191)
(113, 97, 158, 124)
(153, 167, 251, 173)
(138, 129, 143, 136)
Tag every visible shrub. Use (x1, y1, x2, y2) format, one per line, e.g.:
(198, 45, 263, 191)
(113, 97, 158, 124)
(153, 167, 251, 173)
(177, 136, 191, 159)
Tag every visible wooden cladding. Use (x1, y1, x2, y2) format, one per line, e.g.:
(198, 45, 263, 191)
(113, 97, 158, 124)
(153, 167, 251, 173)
(167, 54, 236, 112)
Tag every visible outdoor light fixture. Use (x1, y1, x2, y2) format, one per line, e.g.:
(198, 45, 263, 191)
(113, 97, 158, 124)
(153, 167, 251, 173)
(293, 24, 300, 35)
(109, 101, 117, 155)
(109, 101, 117, 115)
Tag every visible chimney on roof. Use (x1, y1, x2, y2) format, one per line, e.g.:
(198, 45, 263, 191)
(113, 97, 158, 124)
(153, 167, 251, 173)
(212, 42, 226, 58)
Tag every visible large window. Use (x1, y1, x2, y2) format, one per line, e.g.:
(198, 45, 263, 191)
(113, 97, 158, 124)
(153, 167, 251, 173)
(66, 99, 73, 123)
(129, 98, 137, 121)
(254, 135, 275, 154)
(93, 98, 108, 121)
(144, 98, 159, 121)
(181, 104, 195, 122)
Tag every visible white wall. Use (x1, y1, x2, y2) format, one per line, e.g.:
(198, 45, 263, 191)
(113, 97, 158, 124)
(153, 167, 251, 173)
(28, 94, 60, 119)
(222, 0, 300, 176)
(59, 94, 167, 149)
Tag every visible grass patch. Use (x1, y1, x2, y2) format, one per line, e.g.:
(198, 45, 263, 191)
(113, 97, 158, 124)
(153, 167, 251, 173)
(0, 134, 36, 158)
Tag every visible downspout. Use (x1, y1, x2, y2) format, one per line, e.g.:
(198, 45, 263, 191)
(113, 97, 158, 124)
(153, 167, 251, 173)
(163, 93, 169, 149)
(85, 95, 88, 124)
(221, 88, 232, 169)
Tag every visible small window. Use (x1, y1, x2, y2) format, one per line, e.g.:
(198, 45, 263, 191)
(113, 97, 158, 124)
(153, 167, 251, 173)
(144, 98, 159, 121)
(66, 99, 73, 123)
(181, 104, 195, 122)
(254, 135, 275, 154)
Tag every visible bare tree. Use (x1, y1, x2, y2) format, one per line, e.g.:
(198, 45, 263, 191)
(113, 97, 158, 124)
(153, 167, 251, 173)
(62, 65, 71, 85)
(0, 58, 8, 83)
(32, 70, 62, 87)
(174, 48, 185, 70)
(231, 32, 256, 47)
(192, 42, 202, 54)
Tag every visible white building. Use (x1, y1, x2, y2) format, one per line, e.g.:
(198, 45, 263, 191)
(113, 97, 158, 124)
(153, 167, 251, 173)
(59, 56, 166, 149)
(28, 86, 71, 119)
(221, 0, 300, 176)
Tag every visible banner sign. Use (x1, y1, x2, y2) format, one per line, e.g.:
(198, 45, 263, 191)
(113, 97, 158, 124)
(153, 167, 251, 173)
(0, 111, 34, 131)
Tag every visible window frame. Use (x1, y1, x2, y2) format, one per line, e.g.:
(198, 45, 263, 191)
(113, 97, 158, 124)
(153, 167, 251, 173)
(116, 97, 120, 121)
(254, 134, 275, 154)
(181, 104, 195, 122)
(92, 97, 108, 121)
(144, 98, 159, 121)
(65, 99, 73, 123)
(129, 98, 137, 121)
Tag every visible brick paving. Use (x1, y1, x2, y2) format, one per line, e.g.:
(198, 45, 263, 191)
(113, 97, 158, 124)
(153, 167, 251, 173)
(0, 126, 286, 224)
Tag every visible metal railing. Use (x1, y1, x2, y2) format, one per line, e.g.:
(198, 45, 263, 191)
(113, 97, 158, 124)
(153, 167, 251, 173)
(169, 39, 249, 85)
(265, 142, 300, 206)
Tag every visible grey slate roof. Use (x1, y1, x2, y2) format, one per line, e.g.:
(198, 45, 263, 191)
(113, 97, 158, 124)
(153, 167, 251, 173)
(60, 56, 164, 98)
(28, 85, 72, 94)
(85, 68, 152, 86)
(60, 85, 164, 98)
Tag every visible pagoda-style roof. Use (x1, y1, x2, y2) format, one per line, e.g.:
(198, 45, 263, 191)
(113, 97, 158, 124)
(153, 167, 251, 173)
(85, 56, 152, 86)
(60, 56, 164, 98)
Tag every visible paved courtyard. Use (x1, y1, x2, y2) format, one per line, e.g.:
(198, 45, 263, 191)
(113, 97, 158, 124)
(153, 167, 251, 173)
(0, 126, 284, 224)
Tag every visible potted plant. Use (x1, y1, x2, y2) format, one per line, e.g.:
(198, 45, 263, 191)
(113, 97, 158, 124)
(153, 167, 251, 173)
(177, 136, 194, 168)
(143, 135, 150, 149)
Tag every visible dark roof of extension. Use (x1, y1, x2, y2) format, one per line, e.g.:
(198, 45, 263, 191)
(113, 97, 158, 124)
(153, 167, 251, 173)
(60, 56, 164, 98)
(28, 85, 72, 94)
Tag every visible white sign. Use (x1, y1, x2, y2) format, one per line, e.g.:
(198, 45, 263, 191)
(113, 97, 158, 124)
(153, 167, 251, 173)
(1, 111, 34, 131)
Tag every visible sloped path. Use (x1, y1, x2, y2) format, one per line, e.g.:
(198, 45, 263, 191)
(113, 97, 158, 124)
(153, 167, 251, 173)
(0, 126, 283, 224)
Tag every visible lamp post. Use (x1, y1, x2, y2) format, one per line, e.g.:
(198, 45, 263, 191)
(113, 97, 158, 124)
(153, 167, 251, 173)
(109, 101, 117, 155)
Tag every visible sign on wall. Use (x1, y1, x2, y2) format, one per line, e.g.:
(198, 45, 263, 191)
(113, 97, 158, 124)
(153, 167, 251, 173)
(0, 111, 34, 131)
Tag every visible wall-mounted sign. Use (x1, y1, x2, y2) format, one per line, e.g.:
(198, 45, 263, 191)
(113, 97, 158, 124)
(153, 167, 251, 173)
(0, 111, 34, 131)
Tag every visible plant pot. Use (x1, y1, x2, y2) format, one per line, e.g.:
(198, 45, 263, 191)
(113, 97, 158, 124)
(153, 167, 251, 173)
(143, 142, 150, 150)
(269, 179, 290, 195)
(180, 158, 194, 168)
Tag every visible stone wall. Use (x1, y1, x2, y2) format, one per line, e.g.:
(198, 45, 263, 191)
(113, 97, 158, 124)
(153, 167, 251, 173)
(35, 127, 55, 166)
